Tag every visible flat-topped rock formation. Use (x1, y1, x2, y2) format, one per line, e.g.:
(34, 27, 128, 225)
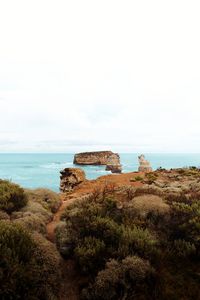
(138, 154, 152, 172)
(73, 151, 120, 166)
(60, 168, 86, 192)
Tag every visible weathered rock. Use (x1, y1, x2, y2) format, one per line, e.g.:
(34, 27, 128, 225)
(60, 168, 86, 192)
(73, 151, 120, 165)
(138, 155, 152, 172)
(105, 164, 122, 173)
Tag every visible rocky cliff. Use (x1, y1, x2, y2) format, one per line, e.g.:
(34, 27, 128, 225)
(73, 151, 120, 165)
(60, 168, 86, 192)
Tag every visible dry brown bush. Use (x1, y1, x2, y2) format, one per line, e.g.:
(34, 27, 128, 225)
(129, 194, 169, 218)
(20, 200, 52, 223)
(25, 188, 61, 213)
(13, 213, 47, 235)
(0, 210, 10, 220)
(134, 185, 164, 197)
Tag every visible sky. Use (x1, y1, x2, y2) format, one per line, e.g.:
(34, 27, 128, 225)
(0, 0, 200, 153)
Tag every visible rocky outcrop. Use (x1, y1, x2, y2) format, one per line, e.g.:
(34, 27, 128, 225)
(60, 168, 86, 192)
(105, 164, 122, 173)
(105, 153, 122, 173)
(73, 151, 120, 165)
(138, 155, 152, 172)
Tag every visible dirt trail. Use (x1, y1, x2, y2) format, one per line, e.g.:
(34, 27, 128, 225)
(47, 171, 143, 242)
(47, 197, 74, 242)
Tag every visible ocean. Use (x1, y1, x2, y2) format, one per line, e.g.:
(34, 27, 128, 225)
(0, 153, 200, 192)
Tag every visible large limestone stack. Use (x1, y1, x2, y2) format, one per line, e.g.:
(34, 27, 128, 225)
(73, 151, 120, 165)
(138, 155, 152, 172)
(60, 168, 86, 192)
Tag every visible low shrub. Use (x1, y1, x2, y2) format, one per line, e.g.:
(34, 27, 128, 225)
(0, 210, 9, 220)
(20, 200, 52, 224)
(130, 176, 143, 182)
(129, 195, 170, 218)
(75, 236, 106, 273)
(172, 239, 196, 258)
(32, 232, 61, 298)
(55, 221, 76, 257)
(25, 188, 61, 213)
(118, 225, 157, 258)
(0, 221, 61, 299)
(144, 173, 158, 184)
(82, 256, 154, 300)
(14, 213, 47, 235)
(0, 180, 27, 213)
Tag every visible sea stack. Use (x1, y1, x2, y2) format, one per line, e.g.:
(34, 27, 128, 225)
(138, 154, 152, 172)
(105, 164, 122, 173)
(73, 151, 120, 166)
(105, 153, 122, 173)
(60, 168, 86, 192)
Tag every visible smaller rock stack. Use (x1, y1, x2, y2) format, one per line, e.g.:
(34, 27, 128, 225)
(138, 155, 152, 172)
(60, 168, 86, 192)
(105, 164, 122, 173)
(105, 153, 122, 173)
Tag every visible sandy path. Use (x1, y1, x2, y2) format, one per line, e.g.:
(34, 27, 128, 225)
(47, 171, 143, 242)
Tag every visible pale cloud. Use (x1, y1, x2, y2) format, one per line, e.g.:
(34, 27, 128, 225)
(0, 0, 200, 152)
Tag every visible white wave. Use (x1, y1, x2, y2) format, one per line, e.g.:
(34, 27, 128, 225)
(40, 162, 73, 169)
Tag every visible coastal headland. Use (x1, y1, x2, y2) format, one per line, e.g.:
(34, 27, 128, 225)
(1, 165, 200, 299)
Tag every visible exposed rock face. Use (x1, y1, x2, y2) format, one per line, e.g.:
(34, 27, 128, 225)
(105, 153, 122, 173)
(60, 168, 86, 192)
(138, 155, 152, 172)
(105, 164, 122, 173)
(73, 151, 120, 165)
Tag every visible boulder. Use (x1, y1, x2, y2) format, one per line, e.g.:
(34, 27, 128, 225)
(73, 151, 120, 165)
(138, 155, 152, 172)
(60, 168, 86, 192)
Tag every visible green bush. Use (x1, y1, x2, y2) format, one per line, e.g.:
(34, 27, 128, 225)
(172, 239, 196, 258)
(130, 176, 143, 182)
(0, 221, 60, 299)
(0, 221, 36, 299)
(55, 221, 76, 257)
(88, 216, 122, 246)
(75, 236, 106, 273)
(145, 173, 158, 184)
(32, 232, 61, 299)
(118, 225, 157, 258)
(0, 180, 27, 213)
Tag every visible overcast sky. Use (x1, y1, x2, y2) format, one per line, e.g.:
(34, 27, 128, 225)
(0, 0, 200, 153)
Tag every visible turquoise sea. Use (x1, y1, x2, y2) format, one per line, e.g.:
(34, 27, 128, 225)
(0, 153, 200, 192)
